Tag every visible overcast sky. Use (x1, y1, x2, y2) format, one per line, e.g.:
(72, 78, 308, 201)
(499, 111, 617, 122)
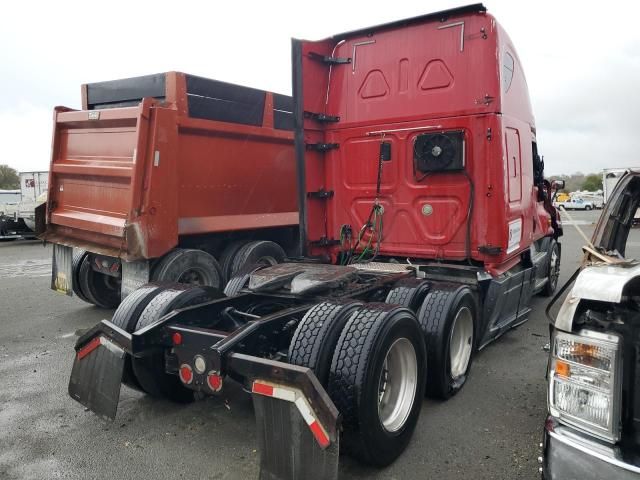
(1, 0, 638, 176)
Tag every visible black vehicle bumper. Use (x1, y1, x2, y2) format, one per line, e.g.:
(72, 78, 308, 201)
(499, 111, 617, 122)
(543, 417, 640, 480)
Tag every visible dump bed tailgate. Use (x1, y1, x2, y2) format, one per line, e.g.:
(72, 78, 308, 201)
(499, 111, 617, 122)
(44, 100, 167, 260)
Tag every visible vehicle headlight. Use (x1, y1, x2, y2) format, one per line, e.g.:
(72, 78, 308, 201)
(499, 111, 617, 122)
(549, 329, 622, 442)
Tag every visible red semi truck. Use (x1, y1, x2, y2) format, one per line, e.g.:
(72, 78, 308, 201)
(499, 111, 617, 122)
(68, 5, 562, 479)
(42, 71, 297, 307)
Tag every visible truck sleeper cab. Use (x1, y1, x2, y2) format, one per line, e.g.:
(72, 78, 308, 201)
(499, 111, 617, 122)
(68, 5, 562, 480)
(43, 71, 298, 308)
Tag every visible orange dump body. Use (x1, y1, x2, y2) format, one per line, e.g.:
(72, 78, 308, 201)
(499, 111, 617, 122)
(44, 72, 297, 261)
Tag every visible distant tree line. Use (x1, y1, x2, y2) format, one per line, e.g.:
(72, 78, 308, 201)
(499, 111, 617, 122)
(549, 172, 603, 192)
(0, 164, 19, 189)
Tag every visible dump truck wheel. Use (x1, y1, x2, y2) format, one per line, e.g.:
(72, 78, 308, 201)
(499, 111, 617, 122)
(71, 249, 92, 304)
(219, 240, 250, 283)
(78, 255, 121, 309)
(151, 248, 223, 290)
(385, 279, 431, 313)
(328, 304, 426, 466)
(417, 285, 477, 399)
(132, 285, 222, 402)
(288, 301, 362, 386)
(541, 240, 561, 297)
(110, 283, 169, 392)
(229, 241, 285, 277)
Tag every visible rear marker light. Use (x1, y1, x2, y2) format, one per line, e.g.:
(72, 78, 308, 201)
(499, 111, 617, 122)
(206, 371, 223, 392)
(77, 336, 102, 360)
(252, 380, 331, 449)
(179, 364, 193, 385)
(172, 332, 183, 345)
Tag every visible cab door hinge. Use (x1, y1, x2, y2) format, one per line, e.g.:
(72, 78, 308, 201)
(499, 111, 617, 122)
(307, 189, 334, 200)
(304, 111, 340, 123)
(306, 142, 339, 152)
(308, 52, 352, 65)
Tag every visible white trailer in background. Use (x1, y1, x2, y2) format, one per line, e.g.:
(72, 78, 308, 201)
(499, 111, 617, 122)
(0, 171, 48, 238)
(17, 171, 48, 231)
(19, 171, 48, 202)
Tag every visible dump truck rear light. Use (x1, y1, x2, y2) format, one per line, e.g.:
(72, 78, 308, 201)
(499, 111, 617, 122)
(251, 380, 330, 449)
(172, 332, 182, 345)
(193, 355, 206, 374)
(206, 371, 223, 392)
(179, 364, 193, 385)
(77, 337, 102, 360)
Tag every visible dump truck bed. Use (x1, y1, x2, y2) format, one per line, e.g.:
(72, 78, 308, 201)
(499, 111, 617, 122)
(44, 72, 297, 261)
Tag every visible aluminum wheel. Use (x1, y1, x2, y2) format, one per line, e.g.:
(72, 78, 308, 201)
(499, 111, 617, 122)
(449, 307, 473, 379)
(377, 337, 418, 433)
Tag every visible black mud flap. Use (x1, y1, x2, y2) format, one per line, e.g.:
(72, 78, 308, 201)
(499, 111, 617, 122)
(252, 385, 339, 480)
(68, 335, 126, 421)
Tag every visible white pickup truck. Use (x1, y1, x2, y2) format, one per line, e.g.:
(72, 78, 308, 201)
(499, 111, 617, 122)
(555, 197, 594, 210)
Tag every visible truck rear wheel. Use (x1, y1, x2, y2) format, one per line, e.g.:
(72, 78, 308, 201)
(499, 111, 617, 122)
(385, 279, 431, 313)
(71, 249, 92, 304)
(78, 255, 121, 309)
(151, 249, 223, 290)
(328, 304, 426, 466)
(288, 301, 362, 386)
(418, 286, 477, 399)
(219, 240, 250, 283)
(131, 285, 222, 402)
(229, 241, 285, 277)
(110, 284, 169, 391)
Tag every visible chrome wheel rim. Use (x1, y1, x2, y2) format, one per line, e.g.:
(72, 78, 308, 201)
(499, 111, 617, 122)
(377, 337, 418, 433)
(449, 307, 473, 379)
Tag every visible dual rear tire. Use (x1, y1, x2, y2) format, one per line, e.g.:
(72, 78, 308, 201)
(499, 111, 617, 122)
(289, 301, 427, 467)
(110, 283, 222, 402)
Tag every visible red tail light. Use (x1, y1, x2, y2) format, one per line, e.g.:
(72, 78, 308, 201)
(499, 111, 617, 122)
(207, 372, 223, 392)
(179, 364, 193, 384)
(172, 332, 183, 345)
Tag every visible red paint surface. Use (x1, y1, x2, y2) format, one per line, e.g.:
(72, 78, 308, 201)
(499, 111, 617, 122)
(299, 10, 553, 274)
(45, 72, 296, 261)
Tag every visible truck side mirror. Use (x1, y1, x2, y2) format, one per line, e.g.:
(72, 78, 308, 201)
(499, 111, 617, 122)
(552, 180, 565, 190)
(380, 142, 392, 162)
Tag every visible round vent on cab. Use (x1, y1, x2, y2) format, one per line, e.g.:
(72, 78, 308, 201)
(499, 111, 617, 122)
(414, 131, 465, 174)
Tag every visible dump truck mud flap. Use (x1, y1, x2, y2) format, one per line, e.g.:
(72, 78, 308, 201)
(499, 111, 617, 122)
(68, 321, 132, 420)
(51, 244, 73, 296)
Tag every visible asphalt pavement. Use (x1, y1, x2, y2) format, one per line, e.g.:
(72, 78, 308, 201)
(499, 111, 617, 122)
(0, 209, 601, 480)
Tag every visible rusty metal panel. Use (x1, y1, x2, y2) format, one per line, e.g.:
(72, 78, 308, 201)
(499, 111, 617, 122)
(51, 244, 73, 296)
(121, 260, 150, 298)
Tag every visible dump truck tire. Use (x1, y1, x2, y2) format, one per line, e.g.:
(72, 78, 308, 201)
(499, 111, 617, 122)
(110, 284, 169, 391)
(540, 240, 561, 297)
(132, 285, 222, 402)
(151, 248, 223, 290)
(418, 285, 477, 399)
(219, 240, 250, 283)
(71, 249, 92, 304)
(328, 304, 426, 466)
(288, 301, 362, 386)
(229, 241, 285, 277)
(385, 279, 431, 313)
(78, 255, 121, 309)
